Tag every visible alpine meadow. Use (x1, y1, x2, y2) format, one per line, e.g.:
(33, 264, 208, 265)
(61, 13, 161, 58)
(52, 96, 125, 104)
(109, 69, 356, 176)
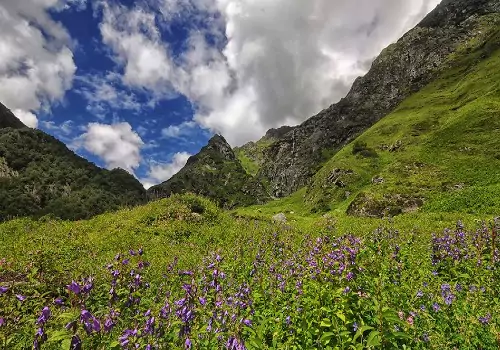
(0, 0, 500, 349)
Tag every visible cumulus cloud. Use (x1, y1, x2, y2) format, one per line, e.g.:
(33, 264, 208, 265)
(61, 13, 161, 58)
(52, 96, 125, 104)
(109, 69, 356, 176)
(141, 152, 192, 188)
(78, 122, 144, 174)
(12, 109, 38, 128)
(0, 0, 76, 124)
(96, 0, 440, 146)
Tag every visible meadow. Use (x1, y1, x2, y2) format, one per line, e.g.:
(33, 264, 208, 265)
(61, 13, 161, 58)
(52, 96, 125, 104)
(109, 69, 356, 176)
(0, 194, 499, 349)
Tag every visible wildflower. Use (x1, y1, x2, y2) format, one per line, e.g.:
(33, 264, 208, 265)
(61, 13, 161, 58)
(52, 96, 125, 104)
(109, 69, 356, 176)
(16, 294, 26, 302)
(36, 307, 51, 325)
(286, 316, 291, 325)
(185, 338, 192, 349)
(242, 319, 252, 327)
(432, 303, 440, 312)
(67, 281, 81, 294)
(343, 286, 351, 294)
(478, 314, 491, 325)
(398, 311, 404, 320)
(353, 322, 358, 332)
(0, 318, 5, 327)
(346, 271, 354, 281)
(70, 335, 82, 350)
(104, 317, 114, 333)
(422, 333, 429, 342)
(416, 290, 424, 297)
(199, 297, 206, 305)
(0, 286, 8, 294)
(54, 298, 64, 306)
(407, 316, 414, 326)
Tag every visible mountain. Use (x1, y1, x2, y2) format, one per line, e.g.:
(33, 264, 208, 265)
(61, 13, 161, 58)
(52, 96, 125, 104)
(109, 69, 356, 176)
(256, 0, 500, 197)
(304, 22, 500, 217)
(148, 135, 269, 208)
(234, 126, 294, 176)
(0, 106, 147, 221)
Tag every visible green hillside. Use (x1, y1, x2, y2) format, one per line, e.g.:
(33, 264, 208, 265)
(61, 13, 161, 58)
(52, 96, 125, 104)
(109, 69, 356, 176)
(0, 127, 147, 221)
(303, 19, 500, 217)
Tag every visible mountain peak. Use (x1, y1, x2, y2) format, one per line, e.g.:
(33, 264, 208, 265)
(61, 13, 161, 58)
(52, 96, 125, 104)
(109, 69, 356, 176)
(204, 134, 236, 161)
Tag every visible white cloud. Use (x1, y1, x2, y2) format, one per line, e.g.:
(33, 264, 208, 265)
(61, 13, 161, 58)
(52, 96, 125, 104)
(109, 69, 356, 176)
(0, 0, 76, 120)
(12, 109, 38, 128)
(42, 120, 74, 135)
(161, 121, 197, 138)
(141, 151, 192, 188)
(96, 0, 440, 146)
(76, 74, 142, 118)
(78, 122, 144, 174)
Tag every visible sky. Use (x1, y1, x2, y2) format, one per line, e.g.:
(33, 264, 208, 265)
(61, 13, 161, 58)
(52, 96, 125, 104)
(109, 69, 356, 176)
(0, 0, 441, 188)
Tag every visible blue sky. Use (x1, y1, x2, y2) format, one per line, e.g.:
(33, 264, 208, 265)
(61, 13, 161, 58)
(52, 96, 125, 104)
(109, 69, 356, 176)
(0, 0, 440, 188)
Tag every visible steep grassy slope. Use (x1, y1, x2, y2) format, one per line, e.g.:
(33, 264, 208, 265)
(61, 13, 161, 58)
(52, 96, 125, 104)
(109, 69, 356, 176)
(303, 20, 500, 217)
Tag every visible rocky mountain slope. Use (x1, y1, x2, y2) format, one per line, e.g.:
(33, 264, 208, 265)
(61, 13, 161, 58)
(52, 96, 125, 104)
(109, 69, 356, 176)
(256, 0, 500, 197)
(234, 126, 293, 176)
(148, 135, 269, 208)
(303, 22, 500, 217)
(0, 105, 147, 220)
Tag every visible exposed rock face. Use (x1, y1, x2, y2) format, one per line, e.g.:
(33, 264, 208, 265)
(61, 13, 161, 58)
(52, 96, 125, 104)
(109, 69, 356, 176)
(0, 103, 26, 129)
(258, 0, 500, 197)
(149, 135, 269, 209)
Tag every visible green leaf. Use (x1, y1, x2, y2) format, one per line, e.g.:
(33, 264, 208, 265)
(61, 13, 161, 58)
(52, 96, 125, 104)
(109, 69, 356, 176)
(47, 330, 71, 343)
(320, 332, 335, 345)
(366, 331, 381, 347)
(336, 311, 346, 323)
(321, 319, 332, 328)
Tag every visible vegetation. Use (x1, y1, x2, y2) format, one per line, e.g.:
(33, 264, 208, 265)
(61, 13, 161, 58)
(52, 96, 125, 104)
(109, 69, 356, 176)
(305, 20, 500, 217)
(0, 194, 499, 349)
(0, 128, 146, 221)
(149, 136, 269, 209)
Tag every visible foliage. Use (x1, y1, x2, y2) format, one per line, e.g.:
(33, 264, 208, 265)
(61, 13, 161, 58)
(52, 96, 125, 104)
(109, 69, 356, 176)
(0, 128, 147, 221)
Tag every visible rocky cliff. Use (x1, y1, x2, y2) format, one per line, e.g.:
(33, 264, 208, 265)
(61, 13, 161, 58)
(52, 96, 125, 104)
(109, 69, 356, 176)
(148, 135, 269, 208)
(257, 0, 500, 197)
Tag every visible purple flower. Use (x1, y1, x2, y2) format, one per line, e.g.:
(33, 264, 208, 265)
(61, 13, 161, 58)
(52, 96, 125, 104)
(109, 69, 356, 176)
(416, 290, 424, 297)
(104, 318, 114, 333)
(70, 335, 82, 350)
(129, 249, 136, 256)
(67, 281, 80, 294)
(346, 271, 354, 281)
(37, 307, 51, 325)
(185, 338, 192, 349)
(432, 303, 440, 312)
(16, 294, 26, 302)
(0, 286, 8, 294)
(422, 333, 429, 342)
(242, 319, 252, 327)
(138, 248, 144, 255)
(479, 314, 491, 325)
(122, 259, 130, 265)
(0, 318, 5, 327)
(353, 322, 358, 332)
(54, 298, 64, 306)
